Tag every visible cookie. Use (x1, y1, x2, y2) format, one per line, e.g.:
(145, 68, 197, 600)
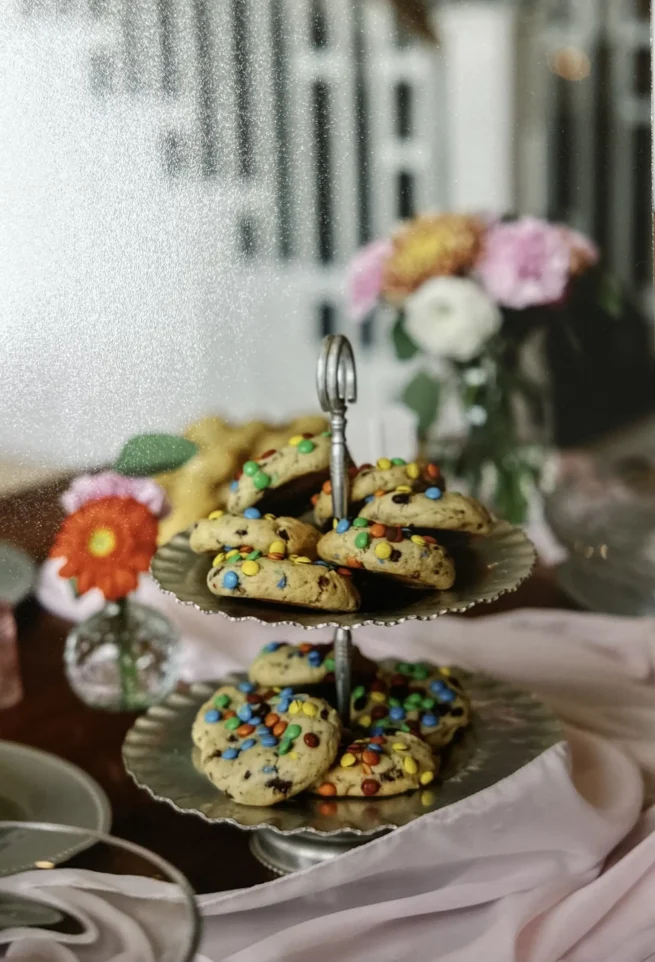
(183, 415, 233, 451)
(249, 641, 337, 687)
(248, 640, 375, 688)
(317, 518, 455, 589)
(359, 489, 492, 535)
(253, 415, 330, 459)
(312, 459, 444, 527)
(192, 683, 253, 751)
(350, 662, 470, 748)
(226, 432, 332, 515)
(311, 732, 437, 797)
(157, 447, 241, 545)
(189, 510, 320, 559)
(207, 555, 361, 611)
(200, 690, 341, 805)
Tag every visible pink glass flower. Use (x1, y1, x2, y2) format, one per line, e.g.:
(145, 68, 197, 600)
(61, 471, 169, 519)
(476, 217, 572, 310)
(346, 239, 393, 323)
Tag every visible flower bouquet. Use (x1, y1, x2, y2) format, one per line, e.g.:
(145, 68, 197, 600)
(348, 214, 601, 524)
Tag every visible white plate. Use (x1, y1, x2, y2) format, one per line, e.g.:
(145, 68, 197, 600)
(0, 544, 35, 606)
(0, 741, 111, 875)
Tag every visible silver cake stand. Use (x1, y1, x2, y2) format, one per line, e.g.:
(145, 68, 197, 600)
(128, 335, 543, 874)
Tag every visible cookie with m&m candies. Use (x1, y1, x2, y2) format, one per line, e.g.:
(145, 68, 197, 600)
(312, 458, 438, 528)
(200, 692, 341, 806)
(226, 431, 332, 516)
(350, 663, 471, 749)
(248, 640, 376, 688)
(310, 732, 437, 798)
(316, 517, 455, 589)
(191, 681, 281, 752)
(189, 510, 321, 560)
(358, 489, 492, 536)
(207, 554, 361, 612)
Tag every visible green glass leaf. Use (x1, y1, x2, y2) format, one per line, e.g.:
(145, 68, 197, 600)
(401, 370, 441, 439)
(114, 434, 197, 477)
(391, 315, 419, 360)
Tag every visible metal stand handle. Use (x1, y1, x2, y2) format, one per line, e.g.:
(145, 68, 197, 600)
(316, 335, 357, 724)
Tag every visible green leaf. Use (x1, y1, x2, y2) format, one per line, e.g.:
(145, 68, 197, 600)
(401, 370, 441, 439)
(114, 434, 197, 477)
(391, 315, 419, 360)
(597, 273, 622, 319)
(493, 461, 529, 525)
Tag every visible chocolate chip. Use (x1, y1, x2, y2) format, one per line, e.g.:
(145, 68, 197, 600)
(228, 734, 237, 743)
(381, 770, 401, 782)
(371, 705, 388, 720)
(265, 777, 293, 794)
(389, 549, 402, 562)
(278, 529, 290, 542)
(320, 708, 329, 719)
(209, 749, 222, 759)
(353, 695, 368, 711)
(392, 493, 410, 505)
(318, 575, 330, 588)
(236, 528, 247, 536)
(450, 707, 464, 717)
(244, 770, 251, 779)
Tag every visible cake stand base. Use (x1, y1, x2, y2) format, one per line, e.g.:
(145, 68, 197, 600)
(250, 826, 388, 875)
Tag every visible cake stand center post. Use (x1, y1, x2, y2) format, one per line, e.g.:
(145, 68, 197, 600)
(316, 335, 357, 724)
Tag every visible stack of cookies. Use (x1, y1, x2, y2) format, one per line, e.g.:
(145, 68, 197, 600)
(156, 413, 329, 545)
(185, 431, 493, 612)
(192, 648, 470, 807)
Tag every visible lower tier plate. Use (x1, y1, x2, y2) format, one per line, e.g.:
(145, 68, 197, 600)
(122, 670, 561, 838)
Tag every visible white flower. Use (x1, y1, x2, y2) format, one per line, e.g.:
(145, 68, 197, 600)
(404, 277, 502, 363)
(463, 366, 488, 387)
(467, 405, 488, 426)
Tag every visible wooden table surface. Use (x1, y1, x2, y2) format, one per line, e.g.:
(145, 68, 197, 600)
(0, 478, 571, 894)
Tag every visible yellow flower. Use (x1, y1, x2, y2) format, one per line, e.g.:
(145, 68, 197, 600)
(382, 214, 484, 305)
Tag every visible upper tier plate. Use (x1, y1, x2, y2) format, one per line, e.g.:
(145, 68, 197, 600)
(150, 520, 536, 629)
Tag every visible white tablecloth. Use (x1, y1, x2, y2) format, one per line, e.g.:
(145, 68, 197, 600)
(27, 566, 655, 962)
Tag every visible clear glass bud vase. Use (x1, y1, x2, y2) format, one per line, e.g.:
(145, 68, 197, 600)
(64, 599, 180, 711)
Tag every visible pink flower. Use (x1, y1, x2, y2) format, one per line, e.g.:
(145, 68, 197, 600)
(346, 239, 393, 323)
(476, 217, 572, 310)
(61, 471, 169, 519)
(558, 226, 599, 276)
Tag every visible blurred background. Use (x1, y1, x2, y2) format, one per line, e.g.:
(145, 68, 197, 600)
(0, 0, 652, 479)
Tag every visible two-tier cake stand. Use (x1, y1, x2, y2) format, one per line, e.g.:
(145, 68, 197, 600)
(123, 336, 559, 875)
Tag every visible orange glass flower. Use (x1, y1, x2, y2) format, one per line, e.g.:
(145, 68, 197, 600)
(50, 496, 158, 601)
(382, 214, 484, 305)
